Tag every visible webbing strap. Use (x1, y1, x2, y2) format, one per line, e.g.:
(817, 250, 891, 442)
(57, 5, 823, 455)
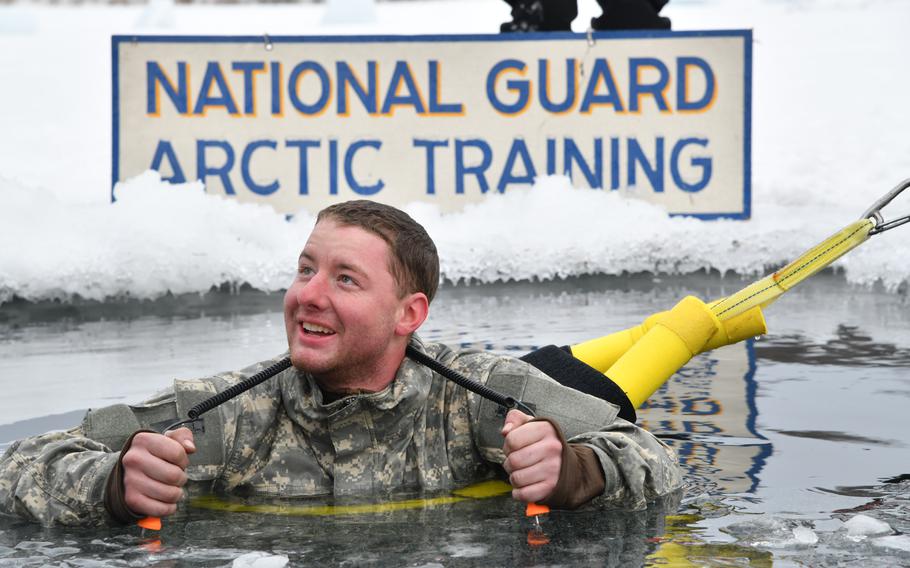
(709, 219, 875, 321)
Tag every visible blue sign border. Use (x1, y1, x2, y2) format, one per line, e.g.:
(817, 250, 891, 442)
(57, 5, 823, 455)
(112, 30, 752, 219)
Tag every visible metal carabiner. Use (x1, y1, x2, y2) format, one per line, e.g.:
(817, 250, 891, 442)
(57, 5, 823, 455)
(862, 178, 910, 235)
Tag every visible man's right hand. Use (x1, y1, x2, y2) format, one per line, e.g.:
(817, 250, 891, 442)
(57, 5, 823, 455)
(121, 428, 196, 517)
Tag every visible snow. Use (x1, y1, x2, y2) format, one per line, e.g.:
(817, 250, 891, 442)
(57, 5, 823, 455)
(790, 525, 819, 546)
(727, 517, 823, 549)
(843, 514, 893, 539)
(231, 552, 290, 568)
(0, 0, 908, 305)
(872, 535, 910, 553)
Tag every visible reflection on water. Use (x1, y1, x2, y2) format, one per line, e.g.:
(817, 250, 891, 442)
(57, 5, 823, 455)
(640, 341, 770, 497)
(769, 429, 903, 447)
(648, 513, 774, 567)
(0, 490, 788, 567)
(1, 273, 909, 566)
(756, 324, 910, 367)
(0, 493, 687, 566)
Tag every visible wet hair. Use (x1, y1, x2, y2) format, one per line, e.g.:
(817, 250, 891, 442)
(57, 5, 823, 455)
(316, 200, 440, 303)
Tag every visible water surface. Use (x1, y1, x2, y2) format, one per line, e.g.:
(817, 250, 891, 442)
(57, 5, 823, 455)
(1, 273, 908, 566)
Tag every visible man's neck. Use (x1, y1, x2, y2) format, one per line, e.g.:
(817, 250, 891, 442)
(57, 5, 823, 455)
(313, 347, 407, 395)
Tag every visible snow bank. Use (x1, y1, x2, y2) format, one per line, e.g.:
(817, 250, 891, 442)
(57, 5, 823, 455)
(2, 171, 905, 305)
(0, 172, 312, 304)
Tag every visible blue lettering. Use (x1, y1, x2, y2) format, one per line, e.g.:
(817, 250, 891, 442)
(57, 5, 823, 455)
(413, 139, 449, 194)
(337, 61, 377, 115)
(381, 61, 426, 115)
(497, 139, 537, 192)
(671, 138, 712, 192)
(629, 58, 670, 112)
(196, 140, 236, 194)
(681, 397, 721, 415)
(289, 61, 331, 115)
(610, 137, 620, 190)
(580, 59, 624, 113)
(539, 58, 576, 114)
(564, 138, 602, 188)
(455, 139, 493, 194)
(232, 62, 265, 115)
(344, 140, 384, 195)
(329, 139, 339, 195)
(270, 62, 282, 115)
(428, 61, 463, 114)
(147, 61, 188, 115)
(546, 138, 557, 176)
(486, 59, 530, 115)
(286, 139, 321, 195)
(149, 140, 186, 183)
(193, 62, 239, 115)
(677, 57, 715, 111)
(628, 137, 664, 192)
(241, 140, 279, 195)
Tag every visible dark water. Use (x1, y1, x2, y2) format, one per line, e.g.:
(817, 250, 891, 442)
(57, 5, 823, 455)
(0, 273, 908, 567)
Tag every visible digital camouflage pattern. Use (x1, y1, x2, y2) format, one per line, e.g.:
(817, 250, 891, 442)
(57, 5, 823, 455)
(0, 337, 681, 525)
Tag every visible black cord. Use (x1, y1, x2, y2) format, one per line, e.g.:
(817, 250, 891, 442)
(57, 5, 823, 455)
(162, 346, 531, 433)
(188, 357, 292, 419)
(160, 357, 293, 433)
(405, 345, 535, 416)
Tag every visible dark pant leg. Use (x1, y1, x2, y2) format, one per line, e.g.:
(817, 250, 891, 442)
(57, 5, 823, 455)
(591, 0, 671, 30)
(500, 0, 578, 32)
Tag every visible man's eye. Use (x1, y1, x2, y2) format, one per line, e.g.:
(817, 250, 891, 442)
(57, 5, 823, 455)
(339, 274, 355, 285)
(299, 266, 314, 276)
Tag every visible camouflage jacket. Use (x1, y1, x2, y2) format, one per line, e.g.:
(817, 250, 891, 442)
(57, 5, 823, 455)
(0, 337, 681, 525)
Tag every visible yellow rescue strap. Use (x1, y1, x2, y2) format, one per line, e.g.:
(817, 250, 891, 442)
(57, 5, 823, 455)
(190, 479, 513, 517)
(709, 218, 874, 321)
(573, 179, 910, 408)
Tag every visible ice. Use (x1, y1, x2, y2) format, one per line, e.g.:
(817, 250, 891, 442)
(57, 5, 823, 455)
(0, 171, 313, 305)
(723, 517, 821, 549)
(844, 514, 892, 539)
(445, 543, 489, 558)
(443, 542, 489, 558)
(791, 526, 818, 545)
(872, 535, 910, 553)
(231, 551, 290, 568)
(3, 169, 907, 306)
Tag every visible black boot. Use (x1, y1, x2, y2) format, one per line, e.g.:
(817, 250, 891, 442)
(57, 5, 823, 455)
(591, 0, 671, 31)
(500, 0, 577, 32)
(500, 1, 544, 32)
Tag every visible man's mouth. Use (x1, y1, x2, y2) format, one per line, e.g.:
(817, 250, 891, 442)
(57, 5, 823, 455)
(302, 322, 336, 336)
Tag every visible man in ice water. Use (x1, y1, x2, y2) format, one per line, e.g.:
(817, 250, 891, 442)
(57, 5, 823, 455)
(0, 200, 680, 525)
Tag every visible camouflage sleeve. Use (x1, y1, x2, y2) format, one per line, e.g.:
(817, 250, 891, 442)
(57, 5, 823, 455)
(0, 427, 119, 526)
(0, 353, 289, 526)
(0, 385, 181, 526)
(455, 349, 682, 510)
(515, 355, 683, 509)
(571, 420, 683, 510)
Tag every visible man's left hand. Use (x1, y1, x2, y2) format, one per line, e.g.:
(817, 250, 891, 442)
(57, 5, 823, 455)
(500, 409, 563, 503)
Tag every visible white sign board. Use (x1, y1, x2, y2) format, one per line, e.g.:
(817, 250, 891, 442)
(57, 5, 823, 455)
(113, 31, 751, 218)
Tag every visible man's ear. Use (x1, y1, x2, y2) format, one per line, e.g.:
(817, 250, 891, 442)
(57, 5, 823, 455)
(395, 292, 429, 336)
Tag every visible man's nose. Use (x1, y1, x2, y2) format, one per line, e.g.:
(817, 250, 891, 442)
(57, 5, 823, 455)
(296, 271, 332, 310)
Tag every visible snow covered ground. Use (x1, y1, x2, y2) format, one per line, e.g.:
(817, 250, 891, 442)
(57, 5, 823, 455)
(0, 0, 909, 305)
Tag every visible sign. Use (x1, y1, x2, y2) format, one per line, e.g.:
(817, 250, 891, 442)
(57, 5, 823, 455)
(112, 31, 751, 218)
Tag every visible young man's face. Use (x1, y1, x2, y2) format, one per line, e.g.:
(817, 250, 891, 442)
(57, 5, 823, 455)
(283, 219, 421, 389)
